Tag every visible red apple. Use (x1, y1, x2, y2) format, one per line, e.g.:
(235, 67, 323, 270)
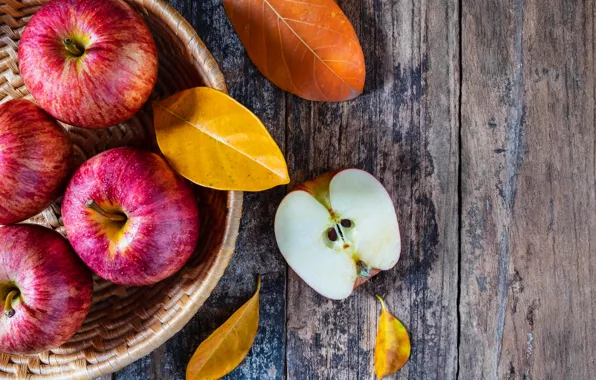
(0, 224, 93, 355)
(275, 169, 401, 300)
(0, 99, 72, 225)
(62, 147, 200, 286)
(18, 0, 158, 129)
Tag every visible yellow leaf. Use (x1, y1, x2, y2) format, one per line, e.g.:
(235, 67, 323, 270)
(374, 295, 411, 379)
(186, 276, 261, 380)
(153, 87, 289, 191)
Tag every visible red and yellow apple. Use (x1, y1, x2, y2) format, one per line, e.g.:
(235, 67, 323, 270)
(0, 99, 72, 225)
(0, 224, 93, 354)
(18, 0, 158, 129)
(275, 169, 401, 300)
(62, 147, 200, 286)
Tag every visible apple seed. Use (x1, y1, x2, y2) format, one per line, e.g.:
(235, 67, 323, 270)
(341, 219, 352, 228)
(327, 227, 338, 242)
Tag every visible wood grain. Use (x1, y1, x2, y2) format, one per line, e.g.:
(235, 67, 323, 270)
(460, 0, 596, 379)
(114, 0, 287, 379)
(284, 0, 460, 378)
(111, 0, 596, 378)
(115, 0, 460, 378)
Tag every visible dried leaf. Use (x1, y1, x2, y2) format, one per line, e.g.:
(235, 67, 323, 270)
(374, 295, 411, 378)
(154, 87, 289, 191)
(186, 276, 261, 380)
(223, 0, 365, 102)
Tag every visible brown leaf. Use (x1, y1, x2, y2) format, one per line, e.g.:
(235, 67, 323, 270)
(186, 276, 261, 380)
(374, 295, 411, 378)
(153, 87, 289, 191)
(223, 0, 365, 102)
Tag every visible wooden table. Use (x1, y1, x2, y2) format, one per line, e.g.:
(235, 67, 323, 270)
(113, 0, 596, 378)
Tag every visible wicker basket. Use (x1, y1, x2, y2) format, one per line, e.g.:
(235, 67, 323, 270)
(0, 0, 242, 378)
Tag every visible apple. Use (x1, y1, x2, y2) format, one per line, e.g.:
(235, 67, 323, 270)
(274, 169, 401, 300)
(0, 224, 93, 355)
(62, 147, 199, 286)
(18, 0, 158, 129)
(0, 99, 73, 225)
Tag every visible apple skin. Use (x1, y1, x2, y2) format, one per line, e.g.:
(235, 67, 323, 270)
(0, 224, 93, 355)
(62, 147, 200, 286)
(0, 99, 73, 225)
(18, 0, 158, 129)
(275, 169, 400, 300)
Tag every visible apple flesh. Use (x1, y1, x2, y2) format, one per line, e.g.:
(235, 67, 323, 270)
(0, 99, 72, 225)
(62, 147, 199, 286)
(275, 169, 401, 300)
(0, 224, 93, 355)
(18, 0, 158, 128)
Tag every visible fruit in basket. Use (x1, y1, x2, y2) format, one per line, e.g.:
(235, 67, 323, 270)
(18, 0, 158, 129)
(0, 224, 93, 355)
(274, 169, 401, 300)
(62, 147, 200, 286)
(0, 99, 73, 225)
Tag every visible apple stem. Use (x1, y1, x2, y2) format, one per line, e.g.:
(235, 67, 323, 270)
(63, 38, 84, 57)
(357, 261, 371, 277)
(86, 200, 127, 222)
(3, 290, 19, 318)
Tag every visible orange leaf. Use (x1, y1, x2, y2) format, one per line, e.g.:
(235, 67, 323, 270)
(186, 276, 261, 380)
(223, 0, 365, 102)
(153, 87, 289, 191)
(374, 295, 411, 378)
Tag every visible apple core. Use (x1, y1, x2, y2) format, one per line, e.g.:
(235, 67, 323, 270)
(323, 217, 372, 277)
(275, 169, 401, 299)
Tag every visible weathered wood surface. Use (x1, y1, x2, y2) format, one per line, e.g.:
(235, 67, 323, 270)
(460, 0, 596, 379)
(112, 0, 596, 379)
(116, 0, 287, 379)
(283, 0, 460, 378)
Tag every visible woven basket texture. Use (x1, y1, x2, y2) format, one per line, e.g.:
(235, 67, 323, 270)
(0, 0, 243, 378)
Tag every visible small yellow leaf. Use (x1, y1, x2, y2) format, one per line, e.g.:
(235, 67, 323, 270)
(374, 295, 411, 379)
(154, 87, 289, 191)
(186, 276, 261, 380)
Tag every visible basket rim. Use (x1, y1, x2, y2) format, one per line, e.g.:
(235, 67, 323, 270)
(0, 0, 243, 378)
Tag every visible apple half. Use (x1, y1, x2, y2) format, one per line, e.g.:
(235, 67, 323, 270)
(274, 169, 401, 300)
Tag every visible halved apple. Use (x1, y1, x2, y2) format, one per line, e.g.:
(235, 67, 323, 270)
(274, 169, 401, 300)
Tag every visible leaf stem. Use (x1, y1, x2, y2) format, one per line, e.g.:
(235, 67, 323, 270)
(376, 294, 387, 310)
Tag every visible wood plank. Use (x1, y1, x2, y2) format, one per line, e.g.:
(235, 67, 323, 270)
(114, 0, 287, 379)
(460, 0, 596, 378)
(284, 0, 460, 378)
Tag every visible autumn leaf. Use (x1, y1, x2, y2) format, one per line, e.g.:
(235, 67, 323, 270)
(186, 276, 261, 380)
(153, 87, 289, 191)
(223, 0, 365, 102)
(374, 295, 411, 378)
